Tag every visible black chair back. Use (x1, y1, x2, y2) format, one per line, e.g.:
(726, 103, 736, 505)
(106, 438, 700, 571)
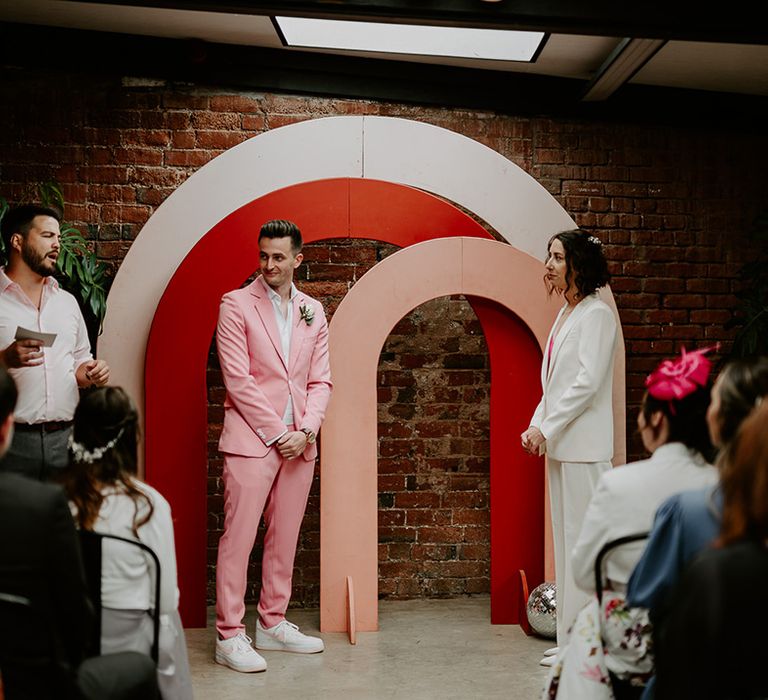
(0, 591, 78, 699)
(77, 531, 162, 665)
(593, 533, 650, 700)
(594, 532, 649, 604)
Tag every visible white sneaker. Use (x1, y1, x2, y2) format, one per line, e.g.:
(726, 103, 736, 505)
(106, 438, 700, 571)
(544, 646, 559, 657)
(539, 655, 556, 667)
(255, 619, 324, 653)
(215, 632, 267, 672)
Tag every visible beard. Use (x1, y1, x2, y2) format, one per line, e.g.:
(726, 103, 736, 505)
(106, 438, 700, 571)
(21, 242, 56, 277)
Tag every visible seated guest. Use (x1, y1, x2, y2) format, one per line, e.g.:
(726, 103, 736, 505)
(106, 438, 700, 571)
(626, 356, 768, 699)
(0, 367, 157, 700)
(542, 348, 718, 699)
(60, 387, 193, 700)
(627, 356, 768, 614)
(652, 398, 768, 700)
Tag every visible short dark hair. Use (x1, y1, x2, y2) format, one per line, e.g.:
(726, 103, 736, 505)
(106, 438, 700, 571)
(0, 365, 18, 424)
(1, 204, 62, 257)
(258, 219, 302, 254)
(642, 385, 715, 462)
(547, 228, 610, 299)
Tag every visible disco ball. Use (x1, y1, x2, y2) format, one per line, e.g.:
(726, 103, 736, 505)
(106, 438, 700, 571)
(526, 582, 557, 639)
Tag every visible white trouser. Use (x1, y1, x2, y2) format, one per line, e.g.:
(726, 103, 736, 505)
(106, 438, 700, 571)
(547, 458, 612, 645)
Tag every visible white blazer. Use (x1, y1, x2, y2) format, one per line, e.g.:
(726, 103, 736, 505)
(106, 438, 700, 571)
(571, 442, 718, 593)
(529, 294, 617, 463)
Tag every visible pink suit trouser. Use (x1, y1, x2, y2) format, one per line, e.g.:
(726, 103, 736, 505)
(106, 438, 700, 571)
(215, 448, 315, 639)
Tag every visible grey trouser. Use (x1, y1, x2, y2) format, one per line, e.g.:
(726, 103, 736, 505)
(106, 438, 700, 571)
(0, 424, 71, 480)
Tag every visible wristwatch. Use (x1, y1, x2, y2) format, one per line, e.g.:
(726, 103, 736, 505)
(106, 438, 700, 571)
(301, 428, 316, 444)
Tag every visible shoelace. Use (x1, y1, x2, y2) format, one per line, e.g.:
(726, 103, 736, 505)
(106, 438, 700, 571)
(275, 621, 300, 639)
(233, 633, 255, 651)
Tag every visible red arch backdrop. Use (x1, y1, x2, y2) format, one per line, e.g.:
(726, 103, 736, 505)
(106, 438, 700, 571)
(144, 178, 544, 626)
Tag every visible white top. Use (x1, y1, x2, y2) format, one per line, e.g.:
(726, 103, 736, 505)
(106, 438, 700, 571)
(571, 442, 718, 593)
(0, 268, 92, 423)
(75, 479, 180, 614)
(530, 294, 618, 462)
(266, 282, 297, 426)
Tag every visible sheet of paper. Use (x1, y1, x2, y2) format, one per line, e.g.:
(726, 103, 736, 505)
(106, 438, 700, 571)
(15, 326, 57, 347)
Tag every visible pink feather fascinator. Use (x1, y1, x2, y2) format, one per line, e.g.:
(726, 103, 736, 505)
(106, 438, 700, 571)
(645, 345, 718, 402)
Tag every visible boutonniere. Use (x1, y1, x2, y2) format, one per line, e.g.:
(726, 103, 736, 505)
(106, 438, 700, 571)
(299, 302, 315, 326)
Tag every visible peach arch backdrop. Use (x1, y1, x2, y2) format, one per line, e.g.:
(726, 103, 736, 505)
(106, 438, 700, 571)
(320, 236, 622, 632)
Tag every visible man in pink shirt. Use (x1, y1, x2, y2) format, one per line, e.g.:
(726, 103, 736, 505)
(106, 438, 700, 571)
(0, 205, 109, 479)
(214, 219, 332, 673)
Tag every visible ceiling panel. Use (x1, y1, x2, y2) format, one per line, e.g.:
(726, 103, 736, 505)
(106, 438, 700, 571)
(0, 0, 282, 47)
(631, 41, 768, 96)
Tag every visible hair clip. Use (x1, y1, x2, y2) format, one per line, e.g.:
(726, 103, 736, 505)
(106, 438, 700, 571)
(68, 428, 125, 464)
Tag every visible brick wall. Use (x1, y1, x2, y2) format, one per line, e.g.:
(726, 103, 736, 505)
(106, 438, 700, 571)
(1, 69, 766, 608)
(204, 241, 491, 605)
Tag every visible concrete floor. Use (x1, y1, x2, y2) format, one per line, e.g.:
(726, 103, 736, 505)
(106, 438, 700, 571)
(186, 597, 551, 699)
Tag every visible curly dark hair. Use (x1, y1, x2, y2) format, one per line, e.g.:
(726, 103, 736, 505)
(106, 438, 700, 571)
(546, 228, 610, 299)
(59, 386, 153, 537)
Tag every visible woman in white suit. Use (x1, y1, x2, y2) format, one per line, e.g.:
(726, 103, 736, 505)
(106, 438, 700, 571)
(521, 229, 617, 664)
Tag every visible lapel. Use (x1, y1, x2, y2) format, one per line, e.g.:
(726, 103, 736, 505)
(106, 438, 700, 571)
(250, 276, 287, 372)
(288, 293, 308, 373)
(546, 295, 594, 383)
(542, 305, 565, 387)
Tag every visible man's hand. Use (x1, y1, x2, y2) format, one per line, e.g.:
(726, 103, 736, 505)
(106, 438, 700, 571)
(276, 431, 308, 459)
(521, 426, 546, 456)
(1, 339, 44, 368)
(77, 359, 110, 387)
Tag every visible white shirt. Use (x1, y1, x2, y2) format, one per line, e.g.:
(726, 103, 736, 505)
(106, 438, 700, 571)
(266, 282, 297, 427)
(75, 479, 180, 614)
(0, 269, 92, 423)
(571, 442, 718, 594)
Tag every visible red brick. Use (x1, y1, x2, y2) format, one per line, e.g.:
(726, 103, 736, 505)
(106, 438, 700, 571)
(196, 130, 249, 149)
(171, 131, 196, 149)
(395, 492, 441, 509)
(165, 150, 215, 167)
(131, 167, 181, 188)
(122, 129, 171, 147)
(209, 94, 263, 113)
(163, 94, 209, 109)
(417, 527, 463, 544)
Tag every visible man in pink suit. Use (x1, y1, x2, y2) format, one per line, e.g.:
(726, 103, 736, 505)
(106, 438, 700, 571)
(214, 220, 332, 673)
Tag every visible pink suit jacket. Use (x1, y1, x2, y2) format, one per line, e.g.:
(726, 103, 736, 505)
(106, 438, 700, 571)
(216, 275, 332, 461)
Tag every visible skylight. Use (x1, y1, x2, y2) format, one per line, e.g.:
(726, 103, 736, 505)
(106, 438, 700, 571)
(274, 17, 545, 62)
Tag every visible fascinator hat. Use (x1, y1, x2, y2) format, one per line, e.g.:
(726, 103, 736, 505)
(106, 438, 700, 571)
(645, 345, 717, 412)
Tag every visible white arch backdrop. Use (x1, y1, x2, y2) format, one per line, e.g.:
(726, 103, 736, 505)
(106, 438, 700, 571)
(100, 116, 581, 411)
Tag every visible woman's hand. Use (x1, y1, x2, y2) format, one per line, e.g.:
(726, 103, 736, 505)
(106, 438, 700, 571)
(521, 426, 546, 455)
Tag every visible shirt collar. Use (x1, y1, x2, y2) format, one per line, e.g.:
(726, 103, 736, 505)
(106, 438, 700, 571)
(0, 267, 59, 294)
(266, 282, 298, 304)
(651, 441, 707, 465)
